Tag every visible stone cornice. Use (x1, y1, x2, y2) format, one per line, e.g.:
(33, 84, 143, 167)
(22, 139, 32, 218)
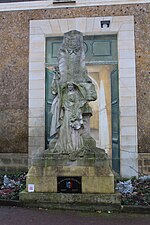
(0, 0, 149, 12)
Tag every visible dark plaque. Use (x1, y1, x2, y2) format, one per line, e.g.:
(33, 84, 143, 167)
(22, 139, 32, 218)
(57, 176, 82, 193)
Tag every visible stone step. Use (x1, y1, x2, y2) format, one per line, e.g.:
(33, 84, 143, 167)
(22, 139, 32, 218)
(20, 191, 121, 211)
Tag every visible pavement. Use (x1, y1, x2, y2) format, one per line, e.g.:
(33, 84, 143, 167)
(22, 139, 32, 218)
(0, 206, 150, 225)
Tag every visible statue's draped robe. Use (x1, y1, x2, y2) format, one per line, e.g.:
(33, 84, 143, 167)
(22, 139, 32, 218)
(49, 30, 97, 154)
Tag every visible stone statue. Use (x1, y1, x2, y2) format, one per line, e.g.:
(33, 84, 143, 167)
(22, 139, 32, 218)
(49, 30, 97, 158)
(24, 31, 114, 198)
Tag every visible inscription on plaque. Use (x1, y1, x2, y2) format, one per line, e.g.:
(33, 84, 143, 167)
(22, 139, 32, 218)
(57, 176, 82, 193)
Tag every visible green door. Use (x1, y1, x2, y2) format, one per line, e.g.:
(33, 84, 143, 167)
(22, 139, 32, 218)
(45, 35, 119, 173)
(45, 68, 55, 148)
(111, 66, 120, 174)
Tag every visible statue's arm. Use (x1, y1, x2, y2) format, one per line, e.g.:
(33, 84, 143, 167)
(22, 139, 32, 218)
(51, 76, 59, 95)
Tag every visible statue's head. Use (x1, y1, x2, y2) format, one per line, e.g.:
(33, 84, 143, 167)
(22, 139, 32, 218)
(62, 30, 83, 53)
(67, 82, 75, 91)
(64, 30, 83, 41)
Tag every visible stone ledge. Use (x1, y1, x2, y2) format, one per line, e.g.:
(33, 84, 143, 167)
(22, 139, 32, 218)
(0, 1, 149, 13)
(19, 191, 121, 211)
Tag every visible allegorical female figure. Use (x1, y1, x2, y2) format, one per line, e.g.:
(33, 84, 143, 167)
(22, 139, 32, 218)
(49, 30, 97, 156)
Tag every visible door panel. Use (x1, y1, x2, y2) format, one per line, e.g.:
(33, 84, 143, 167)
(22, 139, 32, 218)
(45, 68, 55, 148)
(111, 66, 120, 174)
(46, 35, 117, 65)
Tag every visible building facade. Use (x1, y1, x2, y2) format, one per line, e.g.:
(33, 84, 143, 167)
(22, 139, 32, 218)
(0, 0, 150, 177)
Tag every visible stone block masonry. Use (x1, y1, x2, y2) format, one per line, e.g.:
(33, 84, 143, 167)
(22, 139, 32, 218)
(138, 154, 150, 175)
(0, 153, 28, 172)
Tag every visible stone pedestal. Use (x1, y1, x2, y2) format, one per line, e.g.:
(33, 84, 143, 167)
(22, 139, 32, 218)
(26, 166, 114, 194)
(25, 151, 114, 194)
(26, 169, 114, 194)
(19, 151, 121, 210)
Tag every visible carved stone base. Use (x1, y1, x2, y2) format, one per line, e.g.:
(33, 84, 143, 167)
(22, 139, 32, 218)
(25, 150, 114, 194)
(20, 150, 119, 210)
(26, 166, 114, 194)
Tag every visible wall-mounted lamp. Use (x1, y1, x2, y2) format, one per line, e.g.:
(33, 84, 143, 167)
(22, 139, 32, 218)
(100, 20, 110, 28)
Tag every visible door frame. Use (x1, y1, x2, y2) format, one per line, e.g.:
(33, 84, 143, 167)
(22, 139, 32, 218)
(28, 16, 138, 177)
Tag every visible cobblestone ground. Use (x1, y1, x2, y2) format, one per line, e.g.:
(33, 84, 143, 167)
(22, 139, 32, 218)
(0, 206, 150, 225)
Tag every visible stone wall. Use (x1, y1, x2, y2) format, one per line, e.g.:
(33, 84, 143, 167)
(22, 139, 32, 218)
(138, 153, 150, 175)
(0, 3, 149, 172)
(0, 153, 28, 172)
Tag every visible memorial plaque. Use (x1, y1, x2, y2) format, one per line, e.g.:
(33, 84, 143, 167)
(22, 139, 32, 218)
(57, 176, 82, 193)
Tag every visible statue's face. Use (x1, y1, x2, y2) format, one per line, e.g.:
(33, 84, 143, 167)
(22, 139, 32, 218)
(68, 83, 74, 91)
(64, 34, 81, 55)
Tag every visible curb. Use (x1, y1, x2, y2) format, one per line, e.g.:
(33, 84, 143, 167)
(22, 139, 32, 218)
(121, 205, 150, 214)
(0, 199, 22, 207)
(0, 199, 150, 213)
